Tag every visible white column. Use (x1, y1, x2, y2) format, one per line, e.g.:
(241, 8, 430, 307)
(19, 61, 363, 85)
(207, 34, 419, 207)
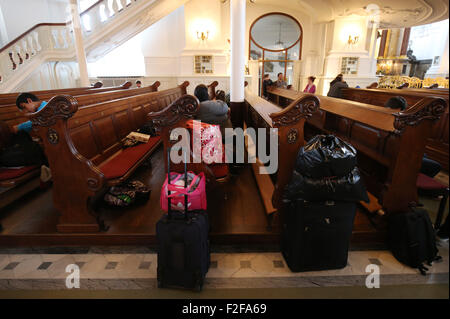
(230, 0, 245, 102)
(69, 0, 90, 87)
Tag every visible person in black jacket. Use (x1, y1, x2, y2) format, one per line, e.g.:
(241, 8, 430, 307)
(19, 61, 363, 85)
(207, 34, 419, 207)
(262, 74, 273, 99)
(327, 74, 348, 98)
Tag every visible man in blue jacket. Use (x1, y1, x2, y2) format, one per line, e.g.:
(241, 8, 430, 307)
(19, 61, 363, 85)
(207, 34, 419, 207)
(13, 92, 48, 133)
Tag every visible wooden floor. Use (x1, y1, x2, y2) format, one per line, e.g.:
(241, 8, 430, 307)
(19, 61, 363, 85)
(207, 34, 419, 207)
(0, 145, 382, 247)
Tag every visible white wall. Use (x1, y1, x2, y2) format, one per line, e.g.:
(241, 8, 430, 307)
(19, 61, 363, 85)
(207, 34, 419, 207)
(88, 33, 146, 77)
(14, 61, 79, 92)
(409, 19, 449, 61)
(0, 0, 69, 44)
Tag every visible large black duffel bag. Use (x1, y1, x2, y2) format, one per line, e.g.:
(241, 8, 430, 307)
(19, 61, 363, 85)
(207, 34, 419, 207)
(296, 135, 357, 178)
(284, 167, 369, 203)
(281, 199, 356, 272)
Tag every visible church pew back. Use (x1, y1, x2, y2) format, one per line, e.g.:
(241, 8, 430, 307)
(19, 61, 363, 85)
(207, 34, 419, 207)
(266, 86, 446, 215)
(341, 87, 449, 171)
(25, 82, 189, 233)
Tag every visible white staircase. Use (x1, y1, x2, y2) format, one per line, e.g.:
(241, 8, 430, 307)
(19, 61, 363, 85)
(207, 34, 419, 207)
(0, 0, 188, 92)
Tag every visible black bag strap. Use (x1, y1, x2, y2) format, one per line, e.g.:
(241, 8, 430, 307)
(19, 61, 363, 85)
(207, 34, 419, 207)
(167, 147, 189, 221)
(420, 209, 442, 265)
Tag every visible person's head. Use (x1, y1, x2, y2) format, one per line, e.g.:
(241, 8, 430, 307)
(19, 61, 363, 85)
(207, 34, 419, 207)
(194, 84, 210, 102)
(263, 74, 270, 80)
(385, 96, 407, 111)
(367, 82, 378, 89)
(135, 80, 142, 88)
(333, 74, 343, 83)
(429, 83, 439, 89)
(15, 93, 41, 113)
(277, 73, 283, 80)
(308, 76, 316, 84)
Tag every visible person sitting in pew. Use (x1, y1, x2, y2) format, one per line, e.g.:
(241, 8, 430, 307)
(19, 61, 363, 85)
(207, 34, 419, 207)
(13, 93, 48, 134)
(274, 73, 287, 88)
(327, 74, 348, 98)
(0, 93, 51, 187)
(367, 82, 378, 89)
(329, 73, 343, 87)
(262, 74, 273, 99)
(193, 84, 232, 137)
(428, 83, 439, 89)
(136, 80, 142, 88)
(384, 96, 442, 178)
(303, 76, 316, 93)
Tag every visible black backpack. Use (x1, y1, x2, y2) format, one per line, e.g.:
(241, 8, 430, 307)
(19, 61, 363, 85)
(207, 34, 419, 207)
(388, 208, 442, 275)
(0, 131, 47, 167)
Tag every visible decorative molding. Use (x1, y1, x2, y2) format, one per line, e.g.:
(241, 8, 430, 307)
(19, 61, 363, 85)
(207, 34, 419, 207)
(30, 95, 78, 128)
(393, 97, 446, 134)
(270, 95, 320, 127)
(148, 95, 199, 130)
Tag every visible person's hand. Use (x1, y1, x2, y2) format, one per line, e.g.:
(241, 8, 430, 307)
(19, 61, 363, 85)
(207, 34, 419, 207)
(12, 125, 19, 134)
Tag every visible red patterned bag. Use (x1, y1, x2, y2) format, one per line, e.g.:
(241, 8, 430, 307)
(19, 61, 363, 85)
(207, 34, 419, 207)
(186, 120, 224, 164)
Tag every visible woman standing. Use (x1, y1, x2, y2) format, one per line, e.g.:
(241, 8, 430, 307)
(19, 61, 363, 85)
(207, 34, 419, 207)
(303, 76, 316, 93)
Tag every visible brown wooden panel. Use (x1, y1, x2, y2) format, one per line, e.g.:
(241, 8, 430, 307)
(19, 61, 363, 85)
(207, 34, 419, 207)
(69, 124, 100, 160)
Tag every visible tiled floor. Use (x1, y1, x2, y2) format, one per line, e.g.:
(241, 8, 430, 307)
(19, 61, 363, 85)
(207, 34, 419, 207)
(0, 241, 448, 290)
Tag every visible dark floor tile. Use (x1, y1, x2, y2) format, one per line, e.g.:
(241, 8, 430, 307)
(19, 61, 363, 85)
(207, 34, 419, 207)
(273, 260, 284, 268)
(75, 262, 86, 269)
(37, 262, 52, 270)
(138, 261, 151, 270)
(369, 258, 382, 266)
(3, 262, 20, 270)
(240, 261, 251, 268)
(210, 261, 218, 268)
(105, 262, 118, 270)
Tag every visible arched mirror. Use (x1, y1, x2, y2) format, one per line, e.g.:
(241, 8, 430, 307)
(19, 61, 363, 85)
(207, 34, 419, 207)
(249, 13, 302, 94)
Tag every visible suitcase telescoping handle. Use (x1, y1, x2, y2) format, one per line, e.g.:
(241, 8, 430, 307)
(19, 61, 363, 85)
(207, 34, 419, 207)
(167, 147, 189, 220)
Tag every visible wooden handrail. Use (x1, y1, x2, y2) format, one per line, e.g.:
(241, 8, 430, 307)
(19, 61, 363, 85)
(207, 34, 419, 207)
(0, 0, 107, 54)
(80, 0, 104, 16)
(0, 23, 68, 54)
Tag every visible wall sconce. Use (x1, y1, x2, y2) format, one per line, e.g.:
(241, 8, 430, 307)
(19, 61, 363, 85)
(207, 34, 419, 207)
(348, 35, 359, 45)
(197, 31, 209, 41)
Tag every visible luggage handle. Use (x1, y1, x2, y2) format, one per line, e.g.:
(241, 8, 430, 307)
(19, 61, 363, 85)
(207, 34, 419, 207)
(167, 147, 189, 221)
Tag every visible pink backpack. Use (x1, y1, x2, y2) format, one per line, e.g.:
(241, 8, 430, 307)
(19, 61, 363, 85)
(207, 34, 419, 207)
(160, 171, 207, 212)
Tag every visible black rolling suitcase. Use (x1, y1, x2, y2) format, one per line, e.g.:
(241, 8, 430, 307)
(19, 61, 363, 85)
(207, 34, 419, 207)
(281, 199, 356, 272)
(156, 150, 210, 291)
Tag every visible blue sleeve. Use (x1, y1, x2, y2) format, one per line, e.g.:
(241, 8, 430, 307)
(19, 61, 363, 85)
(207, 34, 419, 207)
(17, 120, 32, 133)
(17, 101, 46, 133)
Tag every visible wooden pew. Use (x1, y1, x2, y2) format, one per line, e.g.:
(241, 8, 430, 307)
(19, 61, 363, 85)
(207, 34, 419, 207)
(208, 81, 219, 100)
(0, 82, 160, 129)
(244, 89, 320, 221)
(0, 81, 132, 107)
(341, 87, 449, 171)
(0, 83, 101, 99)
(266, 86, 446, 217)
(26, 82, 189, 233)
(148, 81, 231, 186)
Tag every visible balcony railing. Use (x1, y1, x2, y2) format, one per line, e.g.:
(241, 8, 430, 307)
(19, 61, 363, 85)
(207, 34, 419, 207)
(0, 0, 140, 87)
